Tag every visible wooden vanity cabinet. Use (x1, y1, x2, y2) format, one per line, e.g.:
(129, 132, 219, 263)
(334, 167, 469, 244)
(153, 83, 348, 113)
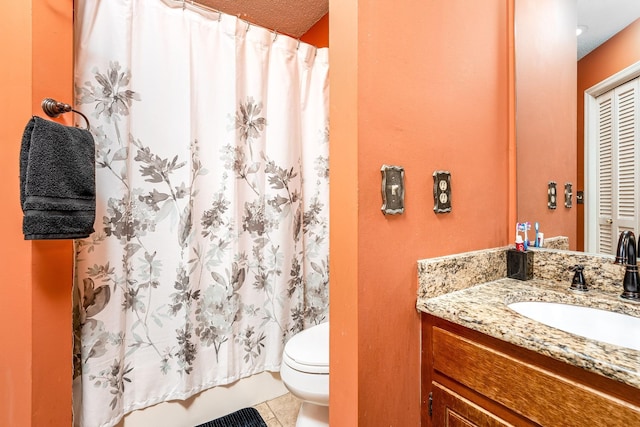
(430, 382, 517, 427)
(422, 314, 640, 427)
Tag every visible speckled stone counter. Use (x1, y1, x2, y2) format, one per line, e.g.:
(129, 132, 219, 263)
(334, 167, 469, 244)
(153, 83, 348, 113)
(417, 247, 507, 300)
(418, 278, 640, 390)
(417, 238, 623, 302)
(529, 248, 624, 293)
(417, 239, 640, 390)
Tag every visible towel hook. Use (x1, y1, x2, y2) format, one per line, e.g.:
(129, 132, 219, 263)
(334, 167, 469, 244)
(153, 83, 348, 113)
(41, 98, 91, 131)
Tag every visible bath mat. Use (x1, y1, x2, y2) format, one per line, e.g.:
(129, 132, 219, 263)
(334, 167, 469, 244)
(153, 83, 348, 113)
(195, 407, 267, 427)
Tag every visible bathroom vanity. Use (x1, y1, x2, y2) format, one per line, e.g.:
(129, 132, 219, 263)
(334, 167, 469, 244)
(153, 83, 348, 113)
(417, 247, 640, 427)
(422, 311, 640, 426)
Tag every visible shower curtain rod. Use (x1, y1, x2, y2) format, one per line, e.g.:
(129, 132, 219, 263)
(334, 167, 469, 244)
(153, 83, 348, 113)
(171, 0, 222, 17)
(162, 0, 286, 40)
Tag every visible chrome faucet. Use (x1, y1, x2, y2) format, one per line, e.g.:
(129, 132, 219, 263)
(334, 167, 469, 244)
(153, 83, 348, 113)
(614, 230, 640, 300)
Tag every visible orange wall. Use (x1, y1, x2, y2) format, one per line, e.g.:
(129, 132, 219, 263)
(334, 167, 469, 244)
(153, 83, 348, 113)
(300, 14, 329, 48)
(0, 1, 74, 426)
(515, 0, 577, 249)
(577, 19, 640, 250)
(330, 0, 513, 425)
(0, 2, 518, 425)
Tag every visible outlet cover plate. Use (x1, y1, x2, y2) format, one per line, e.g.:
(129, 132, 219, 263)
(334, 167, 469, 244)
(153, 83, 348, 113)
(433, 171, 451, 213)
(548, 181, 557, 209)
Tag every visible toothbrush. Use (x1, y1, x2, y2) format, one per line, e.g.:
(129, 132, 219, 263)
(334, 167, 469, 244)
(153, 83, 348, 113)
(534, 222, 539, 247)
(516, 222, 529, 250)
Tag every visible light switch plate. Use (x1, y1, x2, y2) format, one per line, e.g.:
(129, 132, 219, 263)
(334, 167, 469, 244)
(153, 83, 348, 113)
(433, 171, 451, 213)
(381, 165, 405, 215)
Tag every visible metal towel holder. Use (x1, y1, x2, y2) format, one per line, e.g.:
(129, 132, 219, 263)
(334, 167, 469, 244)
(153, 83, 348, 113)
(41, 98, 91, 131)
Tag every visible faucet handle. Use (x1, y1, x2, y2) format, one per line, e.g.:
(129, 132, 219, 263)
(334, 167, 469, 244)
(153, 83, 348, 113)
(569, 264, 588, 292)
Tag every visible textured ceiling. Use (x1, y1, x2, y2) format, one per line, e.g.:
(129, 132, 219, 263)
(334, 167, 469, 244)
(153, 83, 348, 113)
(197, 0, 328, 38)
(577, 0, 640, 60)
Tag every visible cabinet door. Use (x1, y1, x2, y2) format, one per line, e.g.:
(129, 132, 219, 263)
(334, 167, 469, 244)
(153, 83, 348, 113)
(431, 382, 514, 427)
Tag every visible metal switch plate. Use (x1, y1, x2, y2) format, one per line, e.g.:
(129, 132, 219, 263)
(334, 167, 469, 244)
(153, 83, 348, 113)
(433, 171, 451, 213)
(564, 183, 573, 208)
(548, 181, 557, 209)
(381, 165, 405, 215)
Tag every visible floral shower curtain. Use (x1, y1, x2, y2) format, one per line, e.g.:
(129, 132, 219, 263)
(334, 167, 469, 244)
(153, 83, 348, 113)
(72, 1, 329, 426)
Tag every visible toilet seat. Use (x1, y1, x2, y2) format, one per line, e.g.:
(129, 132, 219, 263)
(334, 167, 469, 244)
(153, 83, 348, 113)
(283, 322, 329, 374)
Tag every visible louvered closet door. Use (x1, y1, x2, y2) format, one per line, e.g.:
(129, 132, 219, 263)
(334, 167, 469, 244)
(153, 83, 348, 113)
(596, 78, 640, 254)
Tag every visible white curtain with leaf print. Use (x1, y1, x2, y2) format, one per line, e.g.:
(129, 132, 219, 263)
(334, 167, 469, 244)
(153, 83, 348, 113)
(71, 1, 329, 426)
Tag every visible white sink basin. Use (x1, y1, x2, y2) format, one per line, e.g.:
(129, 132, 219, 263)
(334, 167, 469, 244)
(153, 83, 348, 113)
(507, 301, 640, 351)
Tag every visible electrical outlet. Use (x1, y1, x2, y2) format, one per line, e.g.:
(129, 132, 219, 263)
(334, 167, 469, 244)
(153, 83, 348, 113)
(548, 181, 557, 209)
(433, 171, 451, 213)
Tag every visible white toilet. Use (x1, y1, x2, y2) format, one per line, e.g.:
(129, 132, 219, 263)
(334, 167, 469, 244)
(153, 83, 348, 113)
(280, 321, 329, 427)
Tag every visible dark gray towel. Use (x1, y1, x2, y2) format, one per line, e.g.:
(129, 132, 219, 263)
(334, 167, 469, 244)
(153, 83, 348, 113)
(20, 116, 96, 240)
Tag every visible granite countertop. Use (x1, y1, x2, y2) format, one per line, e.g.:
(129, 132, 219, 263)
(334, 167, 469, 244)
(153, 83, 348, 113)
(418, 278, 640, 389)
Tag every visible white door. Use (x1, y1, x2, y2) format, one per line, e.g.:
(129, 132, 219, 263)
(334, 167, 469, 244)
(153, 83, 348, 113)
(595, 78, 640, 254)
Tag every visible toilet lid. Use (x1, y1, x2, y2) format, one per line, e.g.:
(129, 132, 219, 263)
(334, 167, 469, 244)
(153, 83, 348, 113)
(283, 322, 329, 374)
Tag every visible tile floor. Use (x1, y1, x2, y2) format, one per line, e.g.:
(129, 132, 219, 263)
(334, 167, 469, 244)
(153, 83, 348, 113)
(253, 392, 302, 427)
